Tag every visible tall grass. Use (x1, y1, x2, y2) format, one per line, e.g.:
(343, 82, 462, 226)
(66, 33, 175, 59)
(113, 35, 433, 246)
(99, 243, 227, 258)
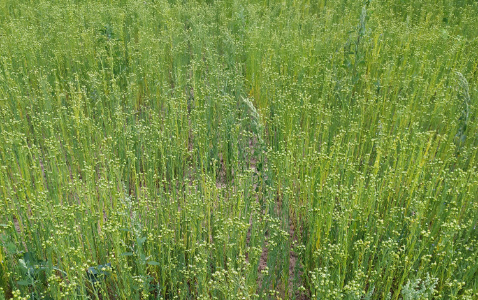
(0, 0, 477, 299)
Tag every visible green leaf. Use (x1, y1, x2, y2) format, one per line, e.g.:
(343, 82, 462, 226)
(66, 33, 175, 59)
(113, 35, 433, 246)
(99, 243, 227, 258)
(6, 242, 16, 254)
(17, 280, 32, 286)
(137, 237, 146, 246)
(121, 252, 134, 256)
(147, 261, 160, 266)
(87, 263, 111, 283)
(23, 252, 36, 264)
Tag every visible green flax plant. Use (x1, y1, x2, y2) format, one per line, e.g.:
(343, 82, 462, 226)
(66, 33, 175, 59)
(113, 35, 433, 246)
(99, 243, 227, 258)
(0, 0, 477, 299)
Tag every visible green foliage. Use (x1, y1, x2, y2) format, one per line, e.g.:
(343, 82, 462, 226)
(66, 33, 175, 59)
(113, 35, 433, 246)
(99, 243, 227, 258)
(401, 273, 438, 300)
(0, 0, 477, 299)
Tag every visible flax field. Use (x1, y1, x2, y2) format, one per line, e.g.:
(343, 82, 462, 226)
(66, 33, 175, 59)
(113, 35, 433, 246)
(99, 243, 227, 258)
(0, 0, 477, 299)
